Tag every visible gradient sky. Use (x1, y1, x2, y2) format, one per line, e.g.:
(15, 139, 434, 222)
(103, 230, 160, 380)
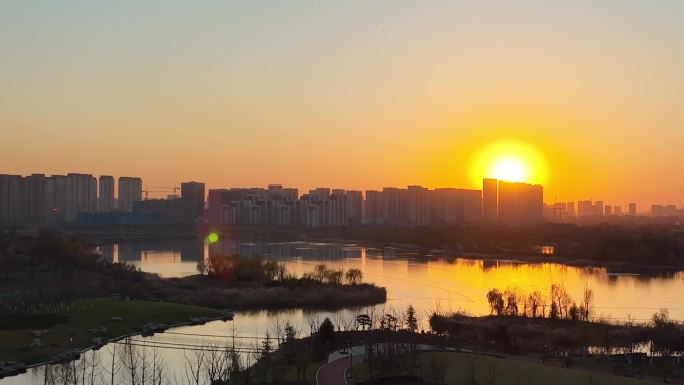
(1, 1, 683, 207)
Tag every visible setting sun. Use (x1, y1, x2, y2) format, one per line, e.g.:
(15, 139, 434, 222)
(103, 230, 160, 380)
(490, 156, 528, 182)
(470, 141, 549, 186)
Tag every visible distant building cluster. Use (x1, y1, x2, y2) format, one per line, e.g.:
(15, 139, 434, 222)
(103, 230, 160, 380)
(206, 178, 543, 227)
(1, 174, 548, 227)
(1, 173, 115, 226)
(545, 199, 684, 223)
(0, 173, 204, 226)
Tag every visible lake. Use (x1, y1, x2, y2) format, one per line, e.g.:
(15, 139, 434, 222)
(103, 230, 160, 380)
(4, 239, 684, 384)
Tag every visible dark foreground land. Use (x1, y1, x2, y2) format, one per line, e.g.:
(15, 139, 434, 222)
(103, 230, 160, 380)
(236, 316, 675, 385)
(0, 234, 386, 365)
(0, 299, 223, 365)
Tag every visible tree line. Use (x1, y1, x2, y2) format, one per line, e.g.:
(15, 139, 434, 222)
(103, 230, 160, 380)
(197, 254, 365, 286)
(485, 284, 594, 321)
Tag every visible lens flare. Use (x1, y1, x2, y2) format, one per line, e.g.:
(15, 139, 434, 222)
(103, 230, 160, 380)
(205, 232, 219, 245)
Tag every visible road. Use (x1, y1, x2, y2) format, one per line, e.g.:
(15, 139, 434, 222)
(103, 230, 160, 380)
(316, 354, 364, 385)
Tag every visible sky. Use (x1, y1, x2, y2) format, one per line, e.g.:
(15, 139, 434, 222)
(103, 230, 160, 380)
(1, 1, 683, 207)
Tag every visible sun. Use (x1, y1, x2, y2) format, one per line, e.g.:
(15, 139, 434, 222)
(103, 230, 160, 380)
(469, 141, 548, 186)
(490, 156, 528, 182)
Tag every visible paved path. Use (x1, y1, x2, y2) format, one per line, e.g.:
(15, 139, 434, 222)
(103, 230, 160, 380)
(316, 354, 363, 385)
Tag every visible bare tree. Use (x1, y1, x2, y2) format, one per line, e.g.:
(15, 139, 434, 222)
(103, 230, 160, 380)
(203, 344, 228, 385)
(183, 349, 205, 385)
(85, 350, 102, 385)
(105, 344, 121, 385)
(120, 338, 141, 385)
(581, 284, 594, 321)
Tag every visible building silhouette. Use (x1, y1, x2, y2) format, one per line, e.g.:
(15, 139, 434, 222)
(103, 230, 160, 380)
(482, 178, 498, 222)
(118, 177, 142, 212)
(181, 181, 205, 223)
(98, 176, 115, 212)
(496, 180, 544, 224)
(65, 173, 97, 221)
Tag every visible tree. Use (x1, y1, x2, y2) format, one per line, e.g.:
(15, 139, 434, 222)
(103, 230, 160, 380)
(569, 302, 580, 321)
(551, 284, 573, 319)
(528, 291, 543, 318)
(284, 321, 297, 342)
(549, 302, 559, 320)
(581, 285, 594, 321)
(651, 309, 679, 358)
(406, 305, 418, 332)
(356, 314, 372, 330)
(196, 260, 207, 275)
(313, 264, 328, 282)
(262, 261, 279, 281)
(486, 289, 504, 316)
(344, 268, 363, 285)
(318, 318, 335, 346)
(324, 269, 343, 285)
(503, 289, 518, 316)
(261, 331, 273, 358)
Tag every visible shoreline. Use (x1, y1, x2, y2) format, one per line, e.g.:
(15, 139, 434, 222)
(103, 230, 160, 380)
(15, 313, 232, 375)
(49, 223, 684, 273)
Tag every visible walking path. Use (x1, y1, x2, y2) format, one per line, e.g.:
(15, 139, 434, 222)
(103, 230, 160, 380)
(316, 348, 364, 385)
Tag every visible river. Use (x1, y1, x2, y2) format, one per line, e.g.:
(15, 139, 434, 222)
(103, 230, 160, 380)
(4, 239, 684, 384)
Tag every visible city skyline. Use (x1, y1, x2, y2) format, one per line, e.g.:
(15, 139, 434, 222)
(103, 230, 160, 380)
(4, 171, 683, 226)
(2, 1, 684, 207)
(3, 170, 684, 210)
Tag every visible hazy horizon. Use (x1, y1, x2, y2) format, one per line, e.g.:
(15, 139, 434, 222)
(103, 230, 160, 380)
(2, 1, 683, 206)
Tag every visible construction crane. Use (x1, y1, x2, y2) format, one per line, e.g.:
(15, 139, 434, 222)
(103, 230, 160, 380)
(142, 186, 180, 200)
(153, 185, 180, 195)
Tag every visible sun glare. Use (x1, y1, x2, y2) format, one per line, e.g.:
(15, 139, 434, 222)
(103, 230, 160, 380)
(469, 141, 548, 186)
(490, 156, 528, 182)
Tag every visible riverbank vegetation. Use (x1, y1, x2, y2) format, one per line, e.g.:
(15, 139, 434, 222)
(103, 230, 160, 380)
(292, 223, 684, 267)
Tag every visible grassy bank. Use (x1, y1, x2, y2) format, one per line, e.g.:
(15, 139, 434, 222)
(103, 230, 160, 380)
(350, 351, 662, 385)
(0, 298, 222, 365)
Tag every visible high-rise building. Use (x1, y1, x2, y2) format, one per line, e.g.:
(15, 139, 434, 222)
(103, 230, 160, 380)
(482, 178, 498, 222)
(0, 174, 26, 226)
(345, 190, 363, 224)
(364, 190, 383, 223)
(629, 202, 637, 217)
(594, 201, 604, 216)
(65, 173, 97, 221)
(25, 174, 48, 225)
(614, 205, 622, 216)
(497, 180, 544, 224)
(47, 175, 68, 222)
(604, 205, 612, 216)
(566, 201, 575, 217)
(181, 181, 205, 222)
(406, 185, 429, 226)
(98, 176, 115, 212)
(118, 177, 142, 212)
(430, 188, 482, 224)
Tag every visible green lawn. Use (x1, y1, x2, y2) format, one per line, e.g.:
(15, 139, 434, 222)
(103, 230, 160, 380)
(247, 358, 327, 385)
(0, 298, 222, 364)
(350, 351, 663, 385)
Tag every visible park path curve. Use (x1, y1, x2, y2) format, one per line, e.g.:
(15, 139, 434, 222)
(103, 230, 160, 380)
(316, 354, 363, 385)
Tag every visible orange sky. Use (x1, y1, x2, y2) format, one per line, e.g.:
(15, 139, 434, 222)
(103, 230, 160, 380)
(1, 2, 683, 207)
